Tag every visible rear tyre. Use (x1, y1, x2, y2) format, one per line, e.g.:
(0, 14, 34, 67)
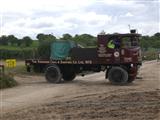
(108, 67, 128, 85)
(63, 72, 76, 81)
(45, 65, 62, 83)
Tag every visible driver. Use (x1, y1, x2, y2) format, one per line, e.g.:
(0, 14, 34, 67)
(107, 40, 115, 49)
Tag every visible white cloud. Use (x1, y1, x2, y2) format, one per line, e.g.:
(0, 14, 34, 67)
(125, 12, 134, 17)
(0, 0, 159, 38)
(0, 0, 93, 13)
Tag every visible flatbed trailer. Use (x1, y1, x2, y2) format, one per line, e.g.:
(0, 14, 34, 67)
(25, 30, 142, 85)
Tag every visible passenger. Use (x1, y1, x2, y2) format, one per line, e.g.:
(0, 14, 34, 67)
(114, 37, 121, 49)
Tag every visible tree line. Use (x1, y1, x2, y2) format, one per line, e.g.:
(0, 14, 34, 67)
(1, 32, 159, 49)
(36, 33, 96, 46)
(0, 32, 160, 60)
(140, 33, 160, 51)
(0, 33, 97, 47)
(0, 35, 33, 47)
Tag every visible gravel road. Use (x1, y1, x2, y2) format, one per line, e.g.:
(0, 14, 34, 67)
(1, 61, 160, 120)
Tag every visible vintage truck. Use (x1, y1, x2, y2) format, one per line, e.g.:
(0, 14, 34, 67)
(25, 30, 142, 85)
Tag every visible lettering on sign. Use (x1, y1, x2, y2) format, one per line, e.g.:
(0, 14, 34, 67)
(98, 53, 112, 58)
(5, 59, 16, 68)
(98, 44, 108, 57)
(51, 60, 93, 64)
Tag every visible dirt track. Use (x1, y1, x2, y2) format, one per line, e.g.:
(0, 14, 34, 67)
(1, 61, 160, 120)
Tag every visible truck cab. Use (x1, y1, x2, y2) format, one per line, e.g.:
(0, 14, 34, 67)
(97, 30, 142, 83)
(97, 30, 141, 65)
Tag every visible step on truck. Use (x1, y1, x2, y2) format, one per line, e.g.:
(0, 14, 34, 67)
(25, 30, 142, 85)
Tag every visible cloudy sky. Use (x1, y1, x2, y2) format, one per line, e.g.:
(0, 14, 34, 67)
(0, 0, 159, 39)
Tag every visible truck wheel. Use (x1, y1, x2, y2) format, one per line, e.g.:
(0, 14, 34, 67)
(108, 67, 128, 85)
(45, 65, 62, 83)
(63, 72, 76, 81)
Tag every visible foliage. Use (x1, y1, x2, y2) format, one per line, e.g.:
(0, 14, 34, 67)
(37, 41, 52, 59)
(140, 33, 160, 51)
(138, 32, 160, 60)
(0, 73, 17, 89)
(0, 35, 33, 47)
(36, 33, 56, 59)
(0, 35, 8, 45)
(73, 34, 97, 47)
(0, 32, 159, 60)
(0, 48, 36, 60)
(61, 33, 73, 40)
(142, 50, 159, 60)
(36, 33, 56, 43)
(8, 35, 18, 45)
(22, 36, 33, 47)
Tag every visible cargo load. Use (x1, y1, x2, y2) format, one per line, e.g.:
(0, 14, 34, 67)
(50, 40, 77, 60)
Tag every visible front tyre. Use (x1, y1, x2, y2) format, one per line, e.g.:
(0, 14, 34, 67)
(108, 67, 128, 85)
(45, 65, 62, 83)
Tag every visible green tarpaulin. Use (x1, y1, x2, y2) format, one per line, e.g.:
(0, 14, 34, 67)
(50, 40, 77, 60)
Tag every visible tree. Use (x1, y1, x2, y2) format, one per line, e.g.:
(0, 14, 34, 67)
(36, 33, 45, 43)
(36, 33, 56, 44)
(0, 35, 8, 45)
(17, 39, 22, 47)
(140, 36, 150, 50)
(61, 33, 72, 40)
(22, 36, 33, 47)
(154, 32, 160, 37)
(46, 34, 56, 41)
(36, 34, 56, 59)
(37, 40, 52, 59)
(7, 35, 18, 46)
(73, 34, 96, 47)
(151, 33, 160, 49)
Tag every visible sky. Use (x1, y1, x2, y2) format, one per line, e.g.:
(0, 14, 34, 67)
(0, 0, 159, 39)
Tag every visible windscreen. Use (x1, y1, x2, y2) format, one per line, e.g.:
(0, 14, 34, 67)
(121, 37, 139, 48)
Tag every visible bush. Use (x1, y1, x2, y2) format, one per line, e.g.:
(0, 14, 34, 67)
(0, 48, 36, 60)
(142, 49, 159, 60)
(0, 73, 18, 89)
(37, 41, 53, 59)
